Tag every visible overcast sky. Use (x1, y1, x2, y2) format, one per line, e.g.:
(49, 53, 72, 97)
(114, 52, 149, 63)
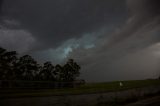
(0, 0, 160, 82)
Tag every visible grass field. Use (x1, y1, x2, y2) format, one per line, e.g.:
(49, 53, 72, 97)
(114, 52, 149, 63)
(1, 79, 160, 99)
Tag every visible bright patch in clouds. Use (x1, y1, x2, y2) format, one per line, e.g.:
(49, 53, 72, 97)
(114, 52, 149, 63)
(32, 33, 97, 63)
(0, 28, 36, 53)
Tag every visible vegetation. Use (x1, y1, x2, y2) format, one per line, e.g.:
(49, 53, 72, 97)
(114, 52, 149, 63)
(0, 47, 81, 82)
(0, 79, 160, 98)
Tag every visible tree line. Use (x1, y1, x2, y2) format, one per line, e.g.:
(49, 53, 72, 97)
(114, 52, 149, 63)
(0, 47, 81, 82)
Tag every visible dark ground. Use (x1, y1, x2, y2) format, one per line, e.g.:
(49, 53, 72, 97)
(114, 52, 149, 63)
(0, 95, 160, 106)
(125, 95, 160, 106)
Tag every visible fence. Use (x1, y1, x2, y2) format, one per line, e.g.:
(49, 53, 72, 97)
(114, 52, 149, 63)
(0, 80, 85, 89)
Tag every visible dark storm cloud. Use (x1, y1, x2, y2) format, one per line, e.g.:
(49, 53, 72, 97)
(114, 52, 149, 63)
(70, 0, 160, 63)
(1, 0, 160, 82)
(0, 0, 3, 12)
(1, 0, 127, 50)
(68, 0, 160, 82)
(128, 0, 160, 16)
(106, 0, 160, 47)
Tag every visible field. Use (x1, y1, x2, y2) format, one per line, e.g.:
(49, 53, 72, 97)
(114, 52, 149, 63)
(1, 79, 160, 99)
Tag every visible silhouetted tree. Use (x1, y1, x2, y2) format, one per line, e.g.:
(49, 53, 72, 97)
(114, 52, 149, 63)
(0, 46, 83, 88)
(61, 59, 80, 81)
(55, 64, 63, 81)
(3, 51, 17, 80)
(33, 65, 42, 81)
(0, 47, 17, 80)
(0, 47, 7, 80)
(16, 55, 39, 80)
(39, 61, 55, 81)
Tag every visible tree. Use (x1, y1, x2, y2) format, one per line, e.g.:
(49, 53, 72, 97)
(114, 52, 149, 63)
(16, 55, 39, 80)
(0, 47, 7, 80)
(55, 64, 63, 81)
(0, 46, 82, 84)
(61, 59, 80, 81)
(39, 61, 55, 81)
(0, 47, 17, 80)
(3, 51, 17, 80)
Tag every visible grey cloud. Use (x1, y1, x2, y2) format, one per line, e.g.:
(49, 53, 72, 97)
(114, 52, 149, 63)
(68, 0, 160, 82)
(1, 0, 160, 82)
(84, 47, 160, 82)
(70, 0, 160, 63)
(106, 0, 160, 47)
(0, 0, 3, 14)
(32, 31, 102, 64)
(127, 0, 160, 16)
(1, 0, 127, 50)
(0, 28, 36, 53)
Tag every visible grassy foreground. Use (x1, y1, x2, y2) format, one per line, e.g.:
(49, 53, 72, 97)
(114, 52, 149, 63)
(1, 79, 160, 99)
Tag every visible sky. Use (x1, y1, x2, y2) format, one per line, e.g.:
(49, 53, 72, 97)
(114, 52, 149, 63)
(0, 0, 160, 82)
